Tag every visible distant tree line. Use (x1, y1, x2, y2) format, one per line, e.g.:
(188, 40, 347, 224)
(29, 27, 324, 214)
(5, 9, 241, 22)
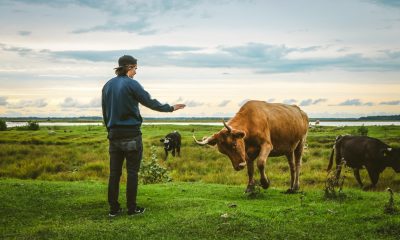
(1, 114, 400, 122)
(359, 115, 400, 121)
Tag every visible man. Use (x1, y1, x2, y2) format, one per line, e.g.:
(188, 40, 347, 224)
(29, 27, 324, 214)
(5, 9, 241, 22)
(102, 55, 185, 217)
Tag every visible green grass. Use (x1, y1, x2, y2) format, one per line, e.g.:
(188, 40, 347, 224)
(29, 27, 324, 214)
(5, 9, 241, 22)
(1, 125, 400, 239)
(1, 179, 399, 240)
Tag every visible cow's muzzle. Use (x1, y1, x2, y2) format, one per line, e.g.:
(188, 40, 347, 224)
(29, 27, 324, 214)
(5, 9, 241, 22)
(234, 162, 247, 171)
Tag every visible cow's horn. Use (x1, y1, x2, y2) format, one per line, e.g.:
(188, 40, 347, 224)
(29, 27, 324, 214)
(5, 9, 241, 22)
(193, 135, 213, 145)
(223, 120, 232, 133)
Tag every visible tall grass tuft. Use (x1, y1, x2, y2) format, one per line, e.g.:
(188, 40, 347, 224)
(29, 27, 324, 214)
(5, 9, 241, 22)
(324, 160, 347, 199)
(384, 188, 398, 214)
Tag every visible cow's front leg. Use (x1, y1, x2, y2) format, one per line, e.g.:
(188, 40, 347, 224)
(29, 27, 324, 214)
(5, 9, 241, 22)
(245, 159, 255, 193)
(257, 144, 272, 189)
(164, 149, 168, 160)
(172, 148, 176, 157)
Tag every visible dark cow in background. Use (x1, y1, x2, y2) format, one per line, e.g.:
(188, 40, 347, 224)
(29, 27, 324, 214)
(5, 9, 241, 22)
(193, 100, 309, 193)
(160, 131, 181, 160)
(327, 135, 400, 189)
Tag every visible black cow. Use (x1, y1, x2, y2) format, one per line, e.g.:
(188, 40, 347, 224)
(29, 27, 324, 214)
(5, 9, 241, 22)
(327, 135, 400, 189)
(160, 131, 181, 159)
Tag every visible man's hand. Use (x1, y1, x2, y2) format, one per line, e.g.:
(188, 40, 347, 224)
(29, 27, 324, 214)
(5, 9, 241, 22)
(173, 104, 186, 111)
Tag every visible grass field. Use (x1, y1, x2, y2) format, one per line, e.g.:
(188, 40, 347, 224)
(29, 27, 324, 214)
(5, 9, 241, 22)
(0, 124, 400, 190)
(1, 124, 400, 239)
(1, 179, 400, 240)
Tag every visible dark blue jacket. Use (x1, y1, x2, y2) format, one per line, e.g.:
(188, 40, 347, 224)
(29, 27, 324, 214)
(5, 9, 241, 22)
(102, 76, 173, 130)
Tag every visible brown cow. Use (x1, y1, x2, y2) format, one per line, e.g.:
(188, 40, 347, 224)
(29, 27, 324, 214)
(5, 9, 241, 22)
(193, 100, 309, 193)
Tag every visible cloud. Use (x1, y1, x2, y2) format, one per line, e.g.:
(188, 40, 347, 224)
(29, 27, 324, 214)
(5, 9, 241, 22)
(313, 98, 327, 105)
(72, 19, 157, 35)
(50, 45, 202, 63)
(184, 100, 204, 107)
(337, 99, 374, 106)
(0, 97, 8, 106)
(369, 0, 400, 8)
(0, 43, 34, 56)
(217, 100, 230, 107)
(60, 97, 100, 108)
(8, 0, 199, 15)
(380, 100, 400, 105)
(266, 98, 275, 102)
(337, 99, 362, 106)
(299, 99, 313, 106)
(364, 102, 374, 106)
(7, 98, 48, 109)
(8, 0, 200, 35)
(283, 99, 297, 105)
(18, 30, 31, 36)
(2, 41, 400, 73)
(300, 98, 327, 106)
(51, 44, 400, 73)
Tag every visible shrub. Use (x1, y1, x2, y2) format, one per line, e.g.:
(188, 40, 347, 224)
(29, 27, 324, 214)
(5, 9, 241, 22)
(27, 121, 40, 130)
(0, 119, 6, 131)
(140, 145, 171, 184)
(357, 124, 368, 136)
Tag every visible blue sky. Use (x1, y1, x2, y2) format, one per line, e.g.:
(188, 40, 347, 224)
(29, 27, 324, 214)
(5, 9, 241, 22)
(0, 0, 399, 118)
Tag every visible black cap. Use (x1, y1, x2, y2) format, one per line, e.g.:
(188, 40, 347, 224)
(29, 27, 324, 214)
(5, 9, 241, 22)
(115, 55, 137, 69)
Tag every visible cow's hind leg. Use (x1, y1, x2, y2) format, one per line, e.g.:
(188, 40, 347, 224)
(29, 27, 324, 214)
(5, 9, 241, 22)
(364, 167, 379, 190)
(293, 141, 304, 192)
(177, 145, 181, 157)
(257, 144, 272, 189)
(286, 151, 296, 193)
(353, 168, 363, 187)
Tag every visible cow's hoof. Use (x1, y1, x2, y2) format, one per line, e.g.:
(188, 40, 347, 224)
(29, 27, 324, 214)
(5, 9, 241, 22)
(260, 178, 270, 189)
(245, 184, 256, 193)
(362, 185, 375, 191)
(285, 188, 297, 194)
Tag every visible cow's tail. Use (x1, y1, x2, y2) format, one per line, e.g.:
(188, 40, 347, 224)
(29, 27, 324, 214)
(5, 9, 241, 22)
(327, 147, 335, 172)
(327, 135, 342, 171)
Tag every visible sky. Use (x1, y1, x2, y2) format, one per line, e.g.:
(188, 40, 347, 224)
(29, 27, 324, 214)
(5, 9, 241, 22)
(0, 0, 400, 118)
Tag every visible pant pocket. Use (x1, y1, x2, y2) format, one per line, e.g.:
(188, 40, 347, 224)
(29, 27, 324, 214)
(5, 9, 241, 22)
(122, 139, 137, 152)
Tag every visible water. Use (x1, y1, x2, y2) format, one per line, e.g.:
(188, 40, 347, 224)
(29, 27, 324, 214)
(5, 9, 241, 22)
(6, 122, 102, 128)
(5, 121, 400, 128)
(311, 121, 400, 127)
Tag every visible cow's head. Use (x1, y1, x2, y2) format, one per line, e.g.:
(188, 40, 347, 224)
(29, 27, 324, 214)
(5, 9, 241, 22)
(384, 147, 400, 172)
(193, 121, 247, 171)
(160, 137, 173, 151)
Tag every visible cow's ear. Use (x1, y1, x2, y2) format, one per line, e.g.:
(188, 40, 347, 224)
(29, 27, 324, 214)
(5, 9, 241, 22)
(232, 130, 246, 139)
(382, 148, 392, 157)
(160, 138, 164, 142)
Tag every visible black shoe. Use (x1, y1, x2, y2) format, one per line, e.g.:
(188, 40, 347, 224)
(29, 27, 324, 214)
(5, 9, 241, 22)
(109, 208, 123, 217)
(128, 206, 145, 216)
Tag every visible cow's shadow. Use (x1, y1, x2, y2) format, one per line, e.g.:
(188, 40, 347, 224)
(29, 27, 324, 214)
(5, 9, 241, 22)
(244, 183, 305, 200)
